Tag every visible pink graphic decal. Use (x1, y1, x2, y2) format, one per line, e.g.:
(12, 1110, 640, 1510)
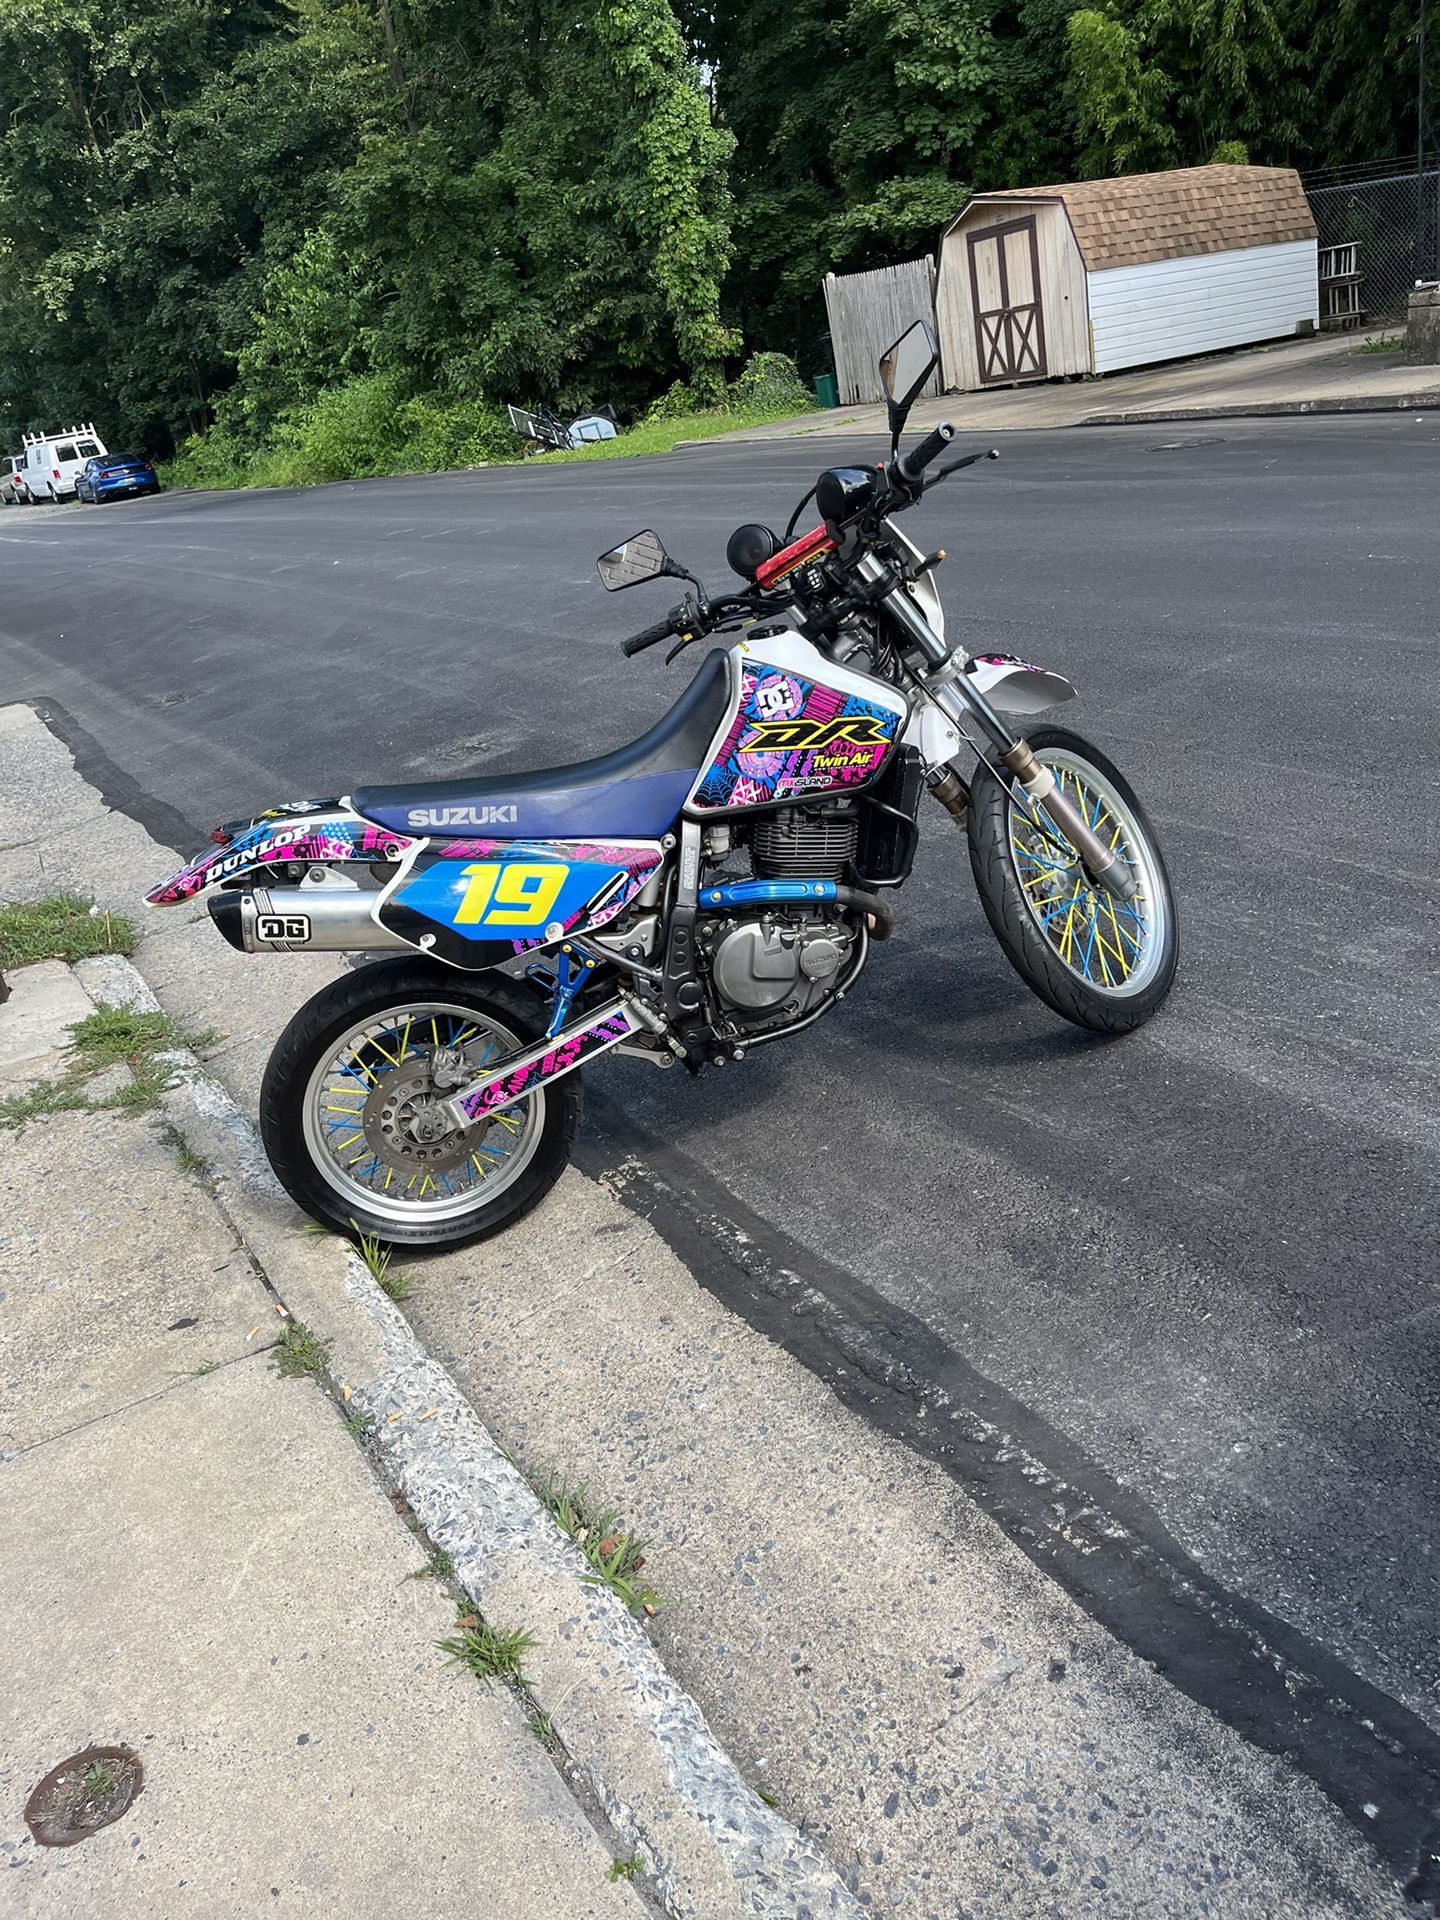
(460, 1010, 637, 1120)
(147, 814, 415, 906)
(691, 665, 901, 812)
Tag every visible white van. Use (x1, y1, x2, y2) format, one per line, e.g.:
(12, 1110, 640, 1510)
(21, 424, 107, 502)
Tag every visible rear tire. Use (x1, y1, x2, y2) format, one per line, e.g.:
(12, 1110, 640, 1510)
(259, 958, 579, 1252)
(967, 726, 1177, 1034)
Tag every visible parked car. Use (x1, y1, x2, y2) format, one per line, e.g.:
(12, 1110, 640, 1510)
(75, 452, 161, 504)
(20, 424, 107, 501)
(1, 455, 26, 505)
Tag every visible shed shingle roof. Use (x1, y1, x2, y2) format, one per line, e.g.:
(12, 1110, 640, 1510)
(949, 165, 1316, 272)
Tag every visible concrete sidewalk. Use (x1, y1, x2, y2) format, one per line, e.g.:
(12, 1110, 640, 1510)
(0, 971, 652, 1918)
(708, 328, 1440, 446)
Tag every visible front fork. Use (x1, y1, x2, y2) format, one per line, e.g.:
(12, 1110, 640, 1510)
(859, 556, 1137, 903)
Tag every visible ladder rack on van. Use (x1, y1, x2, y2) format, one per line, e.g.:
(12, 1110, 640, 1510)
(22, 423, 99, 447)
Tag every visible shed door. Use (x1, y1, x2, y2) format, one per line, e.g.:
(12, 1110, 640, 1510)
(967, 217, 1048, 385)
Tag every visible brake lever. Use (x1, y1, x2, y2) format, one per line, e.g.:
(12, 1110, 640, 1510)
(922, 446, 1000, 491)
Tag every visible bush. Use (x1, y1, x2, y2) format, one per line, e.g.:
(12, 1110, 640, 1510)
(726, 351, 815, 415)
(642, 379, 705, 423)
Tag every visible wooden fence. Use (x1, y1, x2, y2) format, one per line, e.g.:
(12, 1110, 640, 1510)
(822, 258, 940, 404)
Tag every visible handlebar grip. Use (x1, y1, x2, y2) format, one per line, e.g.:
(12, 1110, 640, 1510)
(621, 613, 680, 657)
(898, 421, 956, 483)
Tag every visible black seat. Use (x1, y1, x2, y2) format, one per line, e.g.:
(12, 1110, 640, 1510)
(352, 648, 732, 841)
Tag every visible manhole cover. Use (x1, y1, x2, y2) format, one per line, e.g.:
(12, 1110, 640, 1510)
(24, 1746, 143, 1846)
(1149, 437, 1227, 451)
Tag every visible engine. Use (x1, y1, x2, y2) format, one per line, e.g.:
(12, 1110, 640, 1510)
(698, 801, 861, 1034)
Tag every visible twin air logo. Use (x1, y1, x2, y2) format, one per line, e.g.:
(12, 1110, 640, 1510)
(407, 803, 519, 830)
(742, 714, 892, 753)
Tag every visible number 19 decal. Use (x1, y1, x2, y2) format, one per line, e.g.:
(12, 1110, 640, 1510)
(454, 861, 568, 928)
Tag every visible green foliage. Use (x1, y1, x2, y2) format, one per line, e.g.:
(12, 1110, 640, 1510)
(0, 0, 1428, 460)
(438, 1619, 536, 1688)
(727, 352, 816, 415)
(0, 895, 137, 969)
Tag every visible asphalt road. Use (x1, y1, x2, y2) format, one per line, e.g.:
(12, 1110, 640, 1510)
(2, 416, 1438, 1797)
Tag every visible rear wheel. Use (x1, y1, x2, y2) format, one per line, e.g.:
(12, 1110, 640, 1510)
(967, 726, 1177, 1034)
(259, 958, 578, 1252)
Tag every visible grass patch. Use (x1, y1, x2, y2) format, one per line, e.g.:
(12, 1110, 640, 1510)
(353, 1228, 418, 1301)
(438, 1618, 536, 1688)
(545, 405, 813, 464)
(536, 1470, 660, 1616)
(526, 1709, 555, 1743)
(0, 1005, 217, 1133)
(1354, 331, 1406, 354)
(0, 895, 138, 969)
(272, 1320, 332, 1378)
(0, 1078, 93, 1130)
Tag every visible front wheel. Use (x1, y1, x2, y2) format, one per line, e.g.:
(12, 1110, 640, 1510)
(967, 726, 1177, 1034)
(259, 958, 579, 1252)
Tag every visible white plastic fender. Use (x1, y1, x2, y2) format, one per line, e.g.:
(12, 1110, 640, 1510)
(964, 654, 1076, 714)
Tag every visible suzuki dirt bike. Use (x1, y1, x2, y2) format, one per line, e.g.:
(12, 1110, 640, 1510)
(146, 323, 1176, 1252)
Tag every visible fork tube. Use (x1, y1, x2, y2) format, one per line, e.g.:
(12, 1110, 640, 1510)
(862, 558, 1138, 902)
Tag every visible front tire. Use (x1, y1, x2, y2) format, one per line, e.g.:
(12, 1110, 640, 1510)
(259, 958, 579, 1252)
(967, 726, 1177, 1034)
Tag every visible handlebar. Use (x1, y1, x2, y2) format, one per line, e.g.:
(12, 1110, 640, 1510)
(621, 611, 684, 656)
(896, 420, 956, 484)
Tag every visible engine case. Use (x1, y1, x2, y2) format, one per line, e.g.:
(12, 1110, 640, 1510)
(706, 913, 853, 1026)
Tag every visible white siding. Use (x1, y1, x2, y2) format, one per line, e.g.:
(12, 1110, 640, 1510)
(1087, 239, 1318, 374)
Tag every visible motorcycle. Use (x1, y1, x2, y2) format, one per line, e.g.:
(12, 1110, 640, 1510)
(146, 322, 1177, 1252)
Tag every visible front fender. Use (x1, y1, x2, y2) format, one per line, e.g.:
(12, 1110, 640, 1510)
(145, 801, 417, 906)
(965, 653, 1077, 715)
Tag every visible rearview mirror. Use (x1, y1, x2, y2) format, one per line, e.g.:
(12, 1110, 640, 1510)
(879, 321, 939, 446)
(597, 529, 670, 591)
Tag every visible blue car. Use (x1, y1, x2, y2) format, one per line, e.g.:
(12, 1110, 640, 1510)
(75, 453, 161, 504)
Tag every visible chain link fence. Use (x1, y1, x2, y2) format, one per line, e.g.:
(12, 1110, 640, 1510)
(1304, 158, 1440, 322)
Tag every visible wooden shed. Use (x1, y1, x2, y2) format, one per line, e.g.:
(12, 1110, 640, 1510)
(934, 164, 1319, 391)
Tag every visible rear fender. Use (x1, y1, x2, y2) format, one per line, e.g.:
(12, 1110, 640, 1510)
(145, 801, 417, 906)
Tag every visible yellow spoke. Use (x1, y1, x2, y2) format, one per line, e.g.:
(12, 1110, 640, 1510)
(471, 1153, 490, 1179)
(397, 1016, 413, 1062)
(324, 1103, 365, 1114)
(368, 1036, 399, 1067)
(383, 1167, 394, 1191)
(332, 1131, 362, 1149)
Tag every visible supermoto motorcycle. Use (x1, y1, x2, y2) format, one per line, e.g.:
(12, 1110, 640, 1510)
(146, 324, 1177, 1251)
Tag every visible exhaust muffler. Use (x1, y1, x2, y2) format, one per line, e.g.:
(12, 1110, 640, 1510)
(208, 887, 411, 954)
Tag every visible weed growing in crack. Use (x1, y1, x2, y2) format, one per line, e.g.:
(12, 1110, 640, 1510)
(273, 1321, 332, 1379)
(352, 1228, 418, 1301)
(526, 1710, 555, 1744)
(438, 1618, 536, 1688)
(344, 1411, 376, 1439)
(405, 1544, 456, 1583)
(536, 1470, 660, 1617)
(0, 1005, 219, 1134)
(606, 1857, 642, 1883)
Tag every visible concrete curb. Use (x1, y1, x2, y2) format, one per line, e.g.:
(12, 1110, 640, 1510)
(63, 951, 859, 1920)
(1078, 391, 1440, 428)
